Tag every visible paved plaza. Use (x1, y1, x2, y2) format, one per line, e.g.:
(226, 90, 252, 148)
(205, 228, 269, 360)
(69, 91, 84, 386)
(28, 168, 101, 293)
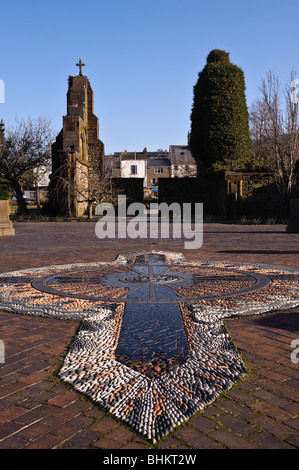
(0, 221, 298, 449)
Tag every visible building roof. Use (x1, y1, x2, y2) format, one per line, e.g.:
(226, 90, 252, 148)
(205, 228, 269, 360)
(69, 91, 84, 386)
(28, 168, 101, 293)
(146, 151, 168, 158)
(108, 146, 196, 167)
(105, 154, 120, 169)
(169, 145, 196, 165)
(146, 157, 170, 167)
(120, 152, 146, 161)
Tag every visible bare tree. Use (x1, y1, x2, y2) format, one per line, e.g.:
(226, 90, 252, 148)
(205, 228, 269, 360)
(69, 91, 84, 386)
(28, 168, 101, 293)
(79, 161, 118, 219)
(49, 157, 119, 219)
(249, 98, 270, 167)
(250, 71, 299, 202)
(0, 117, 53, 214)
(33, 164, 51, 208)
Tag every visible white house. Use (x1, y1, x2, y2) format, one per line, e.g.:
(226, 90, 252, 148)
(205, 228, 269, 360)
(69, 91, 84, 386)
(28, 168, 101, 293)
(120, 151, 147, 185)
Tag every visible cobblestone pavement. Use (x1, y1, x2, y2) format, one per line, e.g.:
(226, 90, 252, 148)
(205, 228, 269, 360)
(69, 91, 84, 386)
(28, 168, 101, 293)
(0, 222, 298, 450)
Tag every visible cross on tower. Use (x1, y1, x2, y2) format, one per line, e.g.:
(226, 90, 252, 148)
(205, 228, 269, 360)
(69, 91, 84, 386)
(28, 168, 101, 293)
(76, 58, 85, 76)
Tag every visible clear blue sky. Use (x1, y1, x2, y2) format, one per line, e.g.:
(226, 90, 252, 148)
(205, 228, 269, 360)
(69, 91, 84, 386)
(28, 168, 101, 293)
(1, 0, 299, 154)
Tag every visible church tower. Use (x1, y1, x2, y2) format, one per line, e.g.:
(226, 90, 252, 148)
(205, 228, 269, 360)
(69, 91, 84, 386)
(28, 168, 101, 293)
(49, 59, 104, 217)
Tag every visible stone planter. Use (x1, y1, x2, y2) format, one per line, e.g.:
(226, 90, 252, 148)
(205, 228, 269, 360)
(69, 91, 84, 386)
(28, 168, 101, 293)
(286, 199, 299, 233)
(0, 200, 15, 236)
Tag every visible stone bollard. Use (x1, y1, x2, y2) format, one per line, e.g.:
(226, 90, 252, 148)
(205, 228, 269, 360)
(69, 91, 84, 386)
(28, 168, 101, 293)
(0, 200, 15, 236)
(286, 199, 299, 233)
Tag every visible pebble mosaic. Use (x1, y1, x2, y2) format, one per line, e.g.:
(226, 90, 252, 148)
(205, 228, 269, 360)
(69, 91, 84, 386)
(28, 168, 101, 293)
(0, 250, 298, 442)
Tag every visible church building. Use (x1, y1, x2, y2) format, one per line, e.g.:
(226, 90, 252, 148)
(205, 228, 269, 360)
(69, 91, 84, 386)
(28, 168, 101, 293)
(48, 59, 104, 217)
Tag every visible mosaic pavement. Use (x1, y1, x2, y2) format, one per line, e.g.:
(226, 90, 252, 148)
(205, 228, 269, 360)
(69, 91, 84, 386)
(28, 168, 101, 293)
(0, 251, 298, 442)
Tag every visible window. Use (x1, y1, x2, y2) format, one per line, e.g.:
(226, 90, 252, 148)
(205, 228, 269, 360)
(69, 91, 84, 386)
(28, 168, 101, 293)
(131, 165, 137, 175)
(151, 177, 157, 185)
(154, 167, 163, 174)
(173, 165, 178, 171)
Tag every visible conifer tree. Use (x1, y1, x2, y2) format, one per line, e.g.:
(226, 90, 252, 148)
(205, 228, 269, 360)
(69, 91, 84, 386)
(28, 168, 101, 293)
(190, 49, 251, 173)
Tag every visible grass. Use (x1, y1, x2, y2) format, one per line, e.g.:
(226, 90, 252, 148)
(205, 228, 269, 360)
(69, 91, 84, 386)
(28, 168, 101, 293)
(9, 203, 288, 225)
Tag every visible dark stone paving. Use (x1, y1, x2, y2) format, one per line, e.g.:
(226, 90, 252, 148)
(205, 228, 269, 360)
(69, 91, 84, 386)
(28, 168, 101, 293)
(0, 221, 298, 449)
(115, 301, 189, 377)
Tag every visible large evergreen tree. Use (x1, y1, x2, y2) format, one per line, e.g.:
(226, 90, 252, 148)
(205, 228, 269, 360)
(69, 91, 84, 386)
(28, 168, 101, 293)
(190, 49, 252, 173)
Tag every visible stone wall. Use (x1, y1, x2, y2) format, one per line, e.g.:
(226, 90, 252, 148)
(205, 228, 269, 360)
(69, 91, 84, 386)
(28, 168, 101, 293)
(238, 173, 291, 217)
(158, 176, 225, 215)
(0, 201, 15, 236)
(286, 199, 299, 232)
(112, 178, 144, 206)
(158, 171, 290, 218)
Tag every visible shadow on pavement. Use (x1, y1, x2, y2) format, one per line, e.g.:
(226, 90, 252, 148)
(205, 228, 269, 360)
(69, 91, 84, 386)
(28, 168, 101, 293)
(219, 250, 299, 255)
(254, 310, 299, 333)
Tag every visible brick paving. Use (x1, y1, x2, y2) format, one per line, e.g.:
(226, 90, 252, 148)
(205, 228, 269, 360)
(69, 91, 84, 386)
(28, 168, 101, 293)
(0, 221, 298, 449)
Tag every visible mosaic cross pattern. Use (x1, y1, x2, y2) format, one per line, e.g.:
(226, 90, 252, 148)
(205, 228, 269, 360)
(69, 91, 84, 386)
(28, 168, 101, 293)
(0, 251, 299, 442)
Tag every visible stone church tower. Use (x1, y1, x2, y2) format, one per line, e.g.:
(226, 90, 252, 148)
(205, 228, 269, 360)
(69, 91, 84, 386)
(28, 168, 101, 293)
(49, 59, 104, 217)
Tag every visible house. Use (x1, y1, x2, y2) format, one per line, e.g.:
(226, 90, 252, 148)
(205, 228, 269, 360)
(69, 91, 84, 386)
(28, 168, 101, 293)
(104, 145, 197, 199)
(146, 156, 171, 189)
(23, 186, 49, 203)
(23, 165, 51, 204)
(169, 145, 197, 178)
(120, 150, 147, 185)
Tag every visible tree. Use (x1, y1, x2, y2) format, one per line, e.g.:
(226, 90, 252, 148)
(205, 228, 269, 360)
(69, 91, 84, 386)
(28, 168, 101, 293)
(49, 157, 118, 220)
(0, 117, 53, 214)
(190, 49, 252, 173)
(249, 71, 299, 204)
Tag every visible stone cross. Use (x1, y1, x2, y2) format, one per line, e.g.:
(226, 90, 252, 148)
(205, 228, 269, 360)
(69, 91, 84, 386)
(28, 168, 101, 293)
(76, 58, 85, 76)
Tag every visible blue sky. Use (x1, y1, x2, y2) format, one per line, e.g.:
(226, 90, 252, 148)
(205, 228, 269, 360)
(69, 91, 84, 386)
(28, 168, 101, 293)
(1, 0, 299, 154)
